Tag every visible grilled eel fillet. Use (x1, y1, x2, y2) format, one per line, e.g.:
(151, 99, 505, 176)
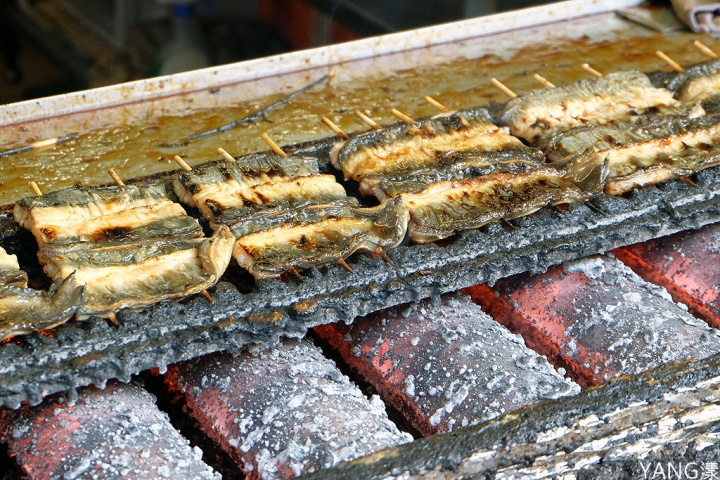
(14, 185, 234, 319)
(494, 71, 678, 146)
(0, 246, 27, 288)
(233, 198, 409, 278)
(402, 167, 589, 243)
(329, 107, 530, 183)
(360, 149, 545, 202)
(546, 113, 720, 195)
(664, 57, 720, 103)
(173, 154, 407, 279)
(0, 246, 84, 341)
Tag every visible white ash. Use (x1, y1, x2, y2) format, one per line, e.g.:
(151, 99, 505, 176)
(358, 293, 579, 433)
(174, 339, 412, 479)
(0, 381, 220, 480)
(562, 255, 720, 381)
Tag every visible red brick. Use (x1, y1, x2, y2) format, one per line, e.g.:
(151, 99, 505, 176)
(0, 381, 219, 479)
(614, 223, 720, 328)
(313, 294, 579, 437)
(164, 339, 411, 479)
(465, 255, 720, 388)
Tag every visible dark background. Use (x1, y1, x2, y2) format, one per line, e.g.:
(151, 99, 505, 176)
(0, 0, 558, 104)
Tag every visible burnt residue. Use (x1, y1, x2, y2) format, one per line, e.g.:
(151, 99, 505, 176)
(0, 166, 718, 408)
(304, 351, 720, 480)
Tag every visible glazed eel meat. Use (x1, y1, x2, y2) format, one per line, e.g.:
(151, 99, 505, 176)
(330, 107, 588, 242)
(0, 247, 84, 340)
(493, 71, 679, 147)
(13, 184, 234, 319)
(545, 105, 720, 195)
(173, 152, 408, 279)
(663, 57, 720, 103)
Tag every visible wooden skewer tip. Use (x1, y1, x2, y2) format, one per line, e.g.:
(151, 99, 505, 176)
(289, 267, 304, 281)
(354, 110, 382, 130)
(680, 176, 698, 188)
(375, 248, 394, 266)
(581, 63, 603, 77)
(217, 147, 236, 162)
(337, 258, 354, 273)
(490, 78, 518, 99)
(655, 50, 685, 73)
(321, 116, 349, 139)
(424, 96, 450, 113)
(201, 289, 214, 303)
(108, 168, 125, 186)
(390, 108, 416, 124)
(173, 155, 192, 171)
(261, 132, 287, 157)
(693, 40, 718, 59)
(30, 137, 60, 149)
(533, 73, 556, 88)
(29, 181, 43, 196)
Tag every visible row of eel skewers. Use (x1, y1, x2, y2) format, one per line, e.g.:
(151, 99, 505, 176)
(2, 43, 720, 341)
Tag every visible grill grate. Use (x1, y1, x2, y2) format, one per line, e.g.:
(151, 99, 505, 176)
(0, 165, 719, 408)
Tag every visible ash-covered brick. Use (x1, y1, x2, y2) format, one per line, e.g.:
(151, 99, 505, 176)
(614, 223, 720, 328)
(467, 255, 720, 387)
(0, 381, 219, 480)
(164, 339, 412, 480)
(313, 293, 579, 437)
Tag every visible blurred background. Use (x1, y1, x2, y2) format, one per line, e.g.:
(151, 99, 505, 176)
(0, 0, 558, 105)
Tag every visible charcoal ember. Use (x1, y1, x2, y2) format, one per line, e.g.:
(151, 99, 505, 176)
(314, 293, 579, 436)
(467, 255, 720, 387)
(164, 339, 412, 479)
(0, 381, 220, 480)
(305, 352, 720, 480)
(615, 222, 720, 328)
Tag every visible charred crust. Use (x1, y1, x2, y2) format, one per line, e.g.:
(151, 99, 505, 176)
(96, 226, 134, 241)
(205, 199, 224, 216)
(40, 227, 56, 240)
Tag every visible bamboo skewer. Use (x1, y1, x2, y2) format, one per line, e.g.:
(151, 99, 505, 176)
(655, 50, 685, 73)
(581, 63, 603, 77)
(29, 181, 43, 197)
(289, 267, 304, 281)
(375, 247, 394, 266)
(337, 258, 354, 273)
(354, 110, 382, 130)
(533, 73, 556, 88)
(391, 108, 416, 124)
(184, 73, 330, 142)
(424, 96, 450, 113)
(108, 168, 125, 186)
(693, 40, 718, 59)
(490, 78, 517, 98)
(173, 155, 192, 172)
(0, 133, 77, 159)
(680, 176, 699, 188)
(261, 132, 287, 157)
(321, 116, 349, 139)
(200, 290, 215, 303)
(217, 147, 237, 162)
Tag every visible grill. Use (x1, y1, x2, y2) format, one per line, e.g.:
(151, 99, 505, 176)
(2, 1, 720, 478)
